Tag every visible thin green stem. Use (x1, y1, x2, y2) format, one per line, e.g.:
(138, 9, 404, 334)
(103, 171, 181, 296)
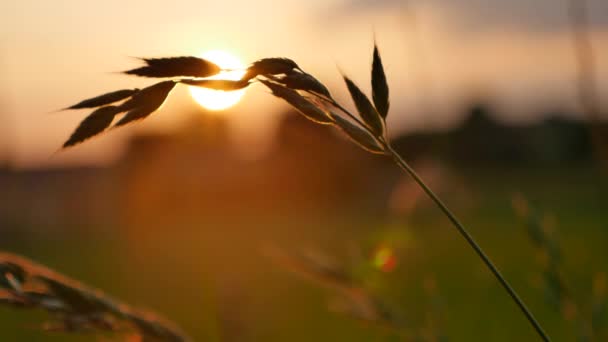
(384, 144, 550, 341)
(274, 87, 548, 339)
(269, 68, 549, 340)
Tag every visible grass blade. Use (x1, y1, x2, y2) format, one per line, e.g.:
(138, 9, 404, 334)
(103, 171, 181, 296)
(64, 89, 139, 110)
(125, 56, 221, 78)
(260, 80, 333, 125)
(115, 107, 157, 127)
(243, 58, 300, 81)
(273, 72, 332, 99)
(371, 43, 389, 118)
(114, 81, 176, 127)
(63, 106, 121, 148)
(342, 75, 384, 137)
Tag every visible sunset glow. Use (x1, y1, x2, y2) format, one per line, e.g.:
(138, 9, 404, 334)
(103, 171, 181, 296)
(188, 50, 246, 111)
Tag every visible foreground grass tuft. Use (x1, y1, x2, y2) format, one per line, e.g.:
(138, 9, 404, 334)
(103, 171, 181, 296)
(0, 253, 190, 342)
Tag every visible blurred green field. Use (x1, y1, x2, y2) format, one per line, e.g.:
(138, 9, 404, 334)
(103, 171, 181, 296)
(1, 166, 606, 341)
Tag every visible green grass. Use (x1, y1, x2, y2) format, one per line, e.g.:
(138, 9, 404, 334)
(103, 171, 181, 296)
(1, 166, 605, 341)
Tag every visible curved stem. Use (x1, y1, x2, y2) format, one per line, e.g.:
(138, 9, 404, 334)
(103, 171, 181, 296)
(384, 144, 550, 341)
(272, 86, 548, 339)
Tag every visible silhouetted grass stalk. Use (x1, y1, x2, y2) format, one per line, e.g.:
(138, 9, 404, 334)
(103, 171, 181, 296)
(385, 145, 550, 341)
(329, 101, 550, 341)
(60, 41, 552, 341)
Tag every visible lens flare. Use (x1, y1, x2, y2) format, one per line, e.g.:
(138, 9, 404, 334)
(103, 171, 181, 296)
(373, 245, 397, 272)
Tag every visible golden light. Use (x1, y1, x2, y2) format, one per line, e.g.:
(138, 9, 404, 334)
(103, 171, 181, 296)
(188, 50, 246, 111)
(373, 245, 397, 272)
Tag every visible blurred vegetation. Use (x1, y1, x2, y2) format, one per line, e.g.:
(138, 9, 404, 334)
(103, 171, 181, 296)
(0, 103, 606, 341)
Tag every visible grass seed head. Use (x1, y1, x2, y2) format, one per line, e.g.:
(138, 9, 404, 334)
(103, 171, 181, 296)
(371, 42, 389, 119)
(63, 106, 121, 148)
(274, 71, 332, 99)
(113, 80, 177, 127)
(125, 56, 221, 78)
(243, 57, 300, 81)
(64, 89, 139, 110)
(260, 79, 333, 125)
(330, 112, 386, 154)
(342, 75, 385, 137)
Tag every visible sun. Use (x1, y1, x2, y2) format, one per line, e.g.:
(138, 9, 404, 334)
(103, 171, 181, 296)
(188, 50, 246, 111)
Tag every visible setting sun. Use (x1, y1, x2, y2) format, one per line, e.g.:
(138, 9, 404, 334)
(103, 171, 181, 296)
(188, 50, 246, 111)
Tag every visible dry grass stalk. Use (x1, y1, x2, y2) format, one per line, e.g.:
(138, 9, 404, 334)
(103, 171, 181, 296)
(125, 57, 221, 78)
(0, 252, 190, 342)
(513, 194, 608, 340)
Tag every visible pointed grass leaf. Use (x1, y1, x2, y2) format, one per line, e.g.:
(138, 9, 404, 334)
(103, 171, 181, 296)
(63, 106, 120, 148)
(179, 79, 250, 91)
(114, 107, 155, 128)
(125, 56, 221, 78)
(260, 80, 333, 125)
(119, 80, 177, 110)
(330, 112, 386, 154)
(65, 89, 139, 110)
(371, 43, 389, 118)
(276, 72, 332, 99)
(114, 81, 176, 127)
(243, 57, 300, 81)
(342, 75, 384, 137)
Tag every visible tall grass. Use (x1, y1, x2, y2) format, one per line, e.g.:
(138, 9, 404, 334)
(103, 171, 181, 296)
(513, 194, 607, 341)
(52, 42, 552, 340)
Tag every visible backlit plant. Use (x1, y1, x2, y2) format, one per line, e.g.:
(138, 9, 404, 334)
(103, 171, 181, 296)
(54, 42, 551, 340)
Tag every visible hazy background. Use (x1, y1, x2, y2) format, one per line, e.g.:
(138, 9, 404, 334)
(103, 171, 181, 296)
(0, 1, 607, 341)
(0, 0, 607, 167)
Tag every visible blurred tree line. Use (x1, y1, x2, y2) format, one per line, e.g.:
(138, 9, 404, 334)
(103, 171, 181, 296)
(393, 102, 602, 166)
(0, 101, 603, 233)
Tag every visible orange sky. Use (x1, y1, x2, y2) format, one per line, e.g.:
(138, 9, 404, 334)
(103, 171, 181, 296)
(1, 0, 607, 168)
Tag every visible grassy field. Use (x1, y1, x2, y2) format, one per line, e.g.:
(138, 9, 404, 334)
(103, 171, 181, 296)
(1, 165, 606, 341)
